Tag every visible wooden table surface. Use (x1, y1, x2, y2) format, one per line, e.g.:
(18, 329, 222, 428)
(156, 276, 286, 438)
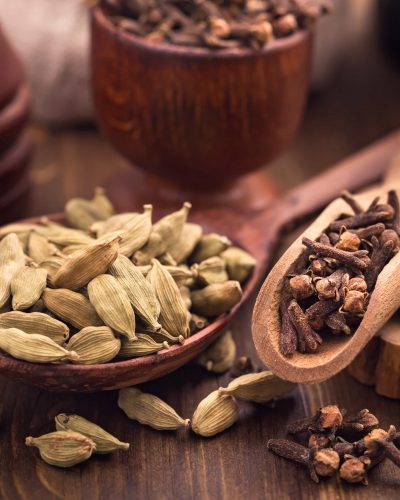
(2, 3, 400, 498)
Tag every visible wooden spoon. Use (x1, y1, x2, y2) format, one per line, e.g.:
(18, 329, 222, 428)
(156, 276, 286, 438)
(252, 152, 400, 384)
(0, 132, 399, 392)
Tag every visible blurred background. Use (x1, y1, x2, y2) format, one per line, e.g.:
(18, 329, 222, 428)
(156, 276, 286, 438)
(0, 0, 400, 218)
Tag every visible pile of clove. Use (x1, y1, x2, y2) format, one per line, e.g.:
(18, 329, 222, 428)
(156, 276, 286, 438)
(280, 190, 400, 356)
(268, 405, 400, 485)
(102, 0, 331, 49)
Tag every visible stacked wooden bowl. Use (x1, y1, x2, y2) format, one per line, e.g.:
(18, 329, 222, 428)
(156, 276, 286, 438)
(0, 25, 33, 223)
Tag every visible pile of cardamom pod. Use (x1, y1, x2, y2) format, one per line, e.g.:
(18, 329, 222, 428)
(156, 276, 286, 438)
(0, 188, 256, 365)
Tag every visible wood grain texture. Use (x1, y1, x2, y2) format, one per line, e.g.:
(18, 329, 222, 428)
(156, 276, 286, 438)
(91, 6, 312, 189)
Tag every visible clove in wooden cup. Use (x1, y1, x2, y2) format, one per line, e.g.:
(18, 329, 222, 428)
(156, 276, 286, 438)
(91, 5, 313, 208)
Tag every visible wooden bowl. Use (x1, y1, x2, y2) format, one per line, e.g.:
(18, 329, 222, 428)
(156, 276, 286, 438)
(0, 83, 30, 154)
(0, 213, 260, 393)
(91, 6, 313, 191)
(0, 24, 24, 108)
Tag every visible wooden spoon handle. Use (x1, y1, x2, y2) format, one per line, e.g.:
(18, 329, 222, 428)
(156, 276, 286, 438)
(276, 130, 400, 228)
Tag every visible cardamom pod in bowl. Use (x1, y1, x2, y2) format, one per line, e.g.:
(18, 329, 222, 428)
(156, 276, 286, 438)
(0, 188, 258, 392)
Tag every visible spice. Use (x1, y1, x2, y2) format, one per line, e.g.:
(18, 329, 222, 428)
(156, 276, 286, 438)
(106, 0, 330, 50)
(43, 288, 103, 330)
(55, 414, 129, 454)
(11, 266, 47, 311)
(280, 190, 399, 356)
(88, 274, 136, 341)
(54, 235, 121, 290)
(66, 326, 121, 364)
(0, 191, 255, 366)
(119, 333, 168, 358)
(0, 311, 69, 345)
(0, 328, 79, 363)
(196, 330, 236, 373)
(26, 431, 96, 468)
(267, 440, 339, 483)
(191, 390, 238, 437)
(219, 370, 295, 403)
(269, 406, 396, 486)
(191, 281, 243, 317)
(147, 259, 190, 338)
(109, 255, 161, 332)
(118, 387, 189, 431)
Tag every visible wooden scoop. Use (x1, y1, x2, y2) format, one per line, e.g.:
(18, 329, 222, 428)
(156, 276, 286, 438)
(252, 154, 400, 384)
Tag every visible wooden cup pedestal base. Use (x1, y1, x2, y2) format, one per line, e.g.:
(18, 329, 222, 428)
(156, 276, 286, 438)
(347, 317, 400, 399)
(105, 168, 280, 217)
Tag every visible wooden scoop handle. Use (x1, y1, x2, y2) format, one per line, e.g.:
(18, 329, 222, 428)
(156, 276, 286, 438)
(275, 130, 400, 229)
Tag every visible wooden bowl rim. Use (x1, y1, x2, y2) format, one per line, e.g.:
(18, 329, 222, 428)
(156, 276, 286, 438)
(0, 212, 257, 382)
(93, 5, 312, 59)
(0, 83, 30, 137)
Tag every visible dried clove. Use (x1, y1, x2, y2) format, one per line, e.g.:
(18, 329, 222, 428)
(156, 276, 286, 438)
(287, 300, 322, 353)
(280, 190, 397, 357)
(107, 0, 330, 50)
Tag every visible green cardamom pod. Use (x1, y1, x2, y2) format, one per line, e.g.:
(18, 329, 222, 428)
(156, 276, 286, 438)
(109, 255, 161, 332)
(133, 202, 191, 265)
(54, 235, 121, 290)
(39, 255, 65, 286)
(0, 311, 69, 345)
(191, 281, 243, 317)
(168, 222, 203, 264)
(37, 218, 94, 247)
(65, 188, 113, 230)
(118, 387, 189, 430)
(119, 333, 168, 358)
(220, 246, 256, 283)
(28, 232, 61, 264)
(25, 431, 96, 467)
(43, 288, 103, 330)
(112, 205, 153, 257)
(11, 266, 47, 311)
(189, 313, 209, 334)
(196, 330, 236, 373)
(147, 259, 190, 338)
(190, 233, 231, 263)
(195, 256, 229, 285)
(55, 414, 129, 454)
(93, 212, 139, 237)
(88, 274, 136, 341)
(191, 390, 238, 437)
(0, 223, 39, 240)
(219, 371, 295, 403)
(179, 286, 192, 309)
(0, 233, 26, 308)
(66, 326, 121, 364)
(0, 328, 78, 363)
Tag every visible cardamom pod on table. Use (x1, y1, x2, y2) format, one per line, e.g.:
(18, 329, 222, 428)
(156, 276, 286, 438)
(118, 387, 189, 430)
(191, 390, 239, 437)
(219, 371, 295, 403)
(25, 431, 96, 467)
(55, 414, 129, 454)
